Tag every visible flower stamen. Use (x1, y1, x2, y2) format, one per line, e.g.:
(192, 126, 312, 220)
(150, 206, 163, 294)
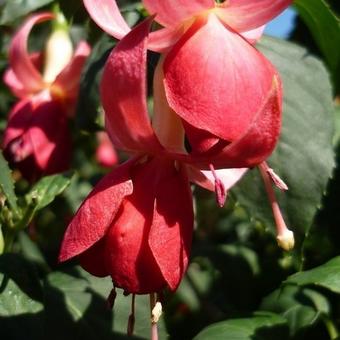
(259, 163, 294, 251)
(209, 164, 227, 207)
(127, 294, 136, 336)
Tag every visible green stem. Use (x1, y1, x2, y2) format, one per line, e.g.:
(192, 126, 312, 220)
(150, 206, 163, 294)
(323, 316, 339, 340)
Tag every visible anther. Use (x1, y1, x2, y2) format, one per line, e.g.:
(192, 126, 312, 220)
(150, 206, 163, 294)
(259, 163, 294, 251)
(263, 162, 288, 191)
(106, 287, 117, 310)
(209, 164, 227, 207)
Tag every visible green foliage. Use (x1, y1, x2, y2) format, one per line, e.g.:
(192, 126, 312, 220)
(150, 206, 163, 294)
(194, 312, 289, 340)
(0, 151, 18, 214)
(294, 0, 340, 89)
(0, 0, 54, 25)
(285, 256, 340, 293)
(234, 36, 335, 239)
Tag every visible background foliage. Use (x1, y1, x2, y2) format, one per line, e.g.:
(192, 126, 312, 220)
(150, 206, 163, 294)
(0, 0, 339, 339)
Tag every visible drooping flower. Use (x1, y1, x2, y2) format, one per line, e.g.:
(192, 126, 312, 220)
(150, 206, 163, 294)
(2, 12, 91, 181)
(82, 0, 290, 163)
(59, 19, 286, 337)
(83, 0, 291, 51)
(59, 15, 255, 290)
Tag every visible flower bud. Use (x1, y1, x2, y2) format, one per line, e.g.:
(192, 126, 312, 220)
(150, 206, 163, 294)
(43, 14, 73, 83)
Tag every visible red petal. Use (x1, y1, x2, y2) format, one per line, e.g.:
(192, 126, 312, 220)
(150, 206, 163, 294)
(216, 0, 291, 33)
(189, 75, 282, 169)
(100, 18, 162, 154)
(148, 161, 194, 291)
(52, 41, 91, 110)
(104, 158, 170, 294)
(59, 160, 134, 262)
(79, 238, 109, 277)
(27, 97, 71, 174)
(83, 0, 130, 39)
(2, 99, 33, 149)
(142, 0, 214, 27)
(164, 14, 276, 142)
(9, 13, 53, 93)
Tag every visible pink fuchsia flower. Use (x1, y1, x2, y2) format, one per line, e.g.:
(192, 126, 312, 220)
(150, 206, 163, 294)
(83, 0, 290, 164)
(2, 13, 91, 181)
(96, 131, 118, 168)
(60, 17, 281, 300)
(83, 0, 291, 51)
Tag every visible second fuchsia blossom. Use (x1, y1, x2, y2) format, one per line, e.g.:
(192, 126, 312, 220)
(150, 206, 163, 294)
(2, 12, 91, 181)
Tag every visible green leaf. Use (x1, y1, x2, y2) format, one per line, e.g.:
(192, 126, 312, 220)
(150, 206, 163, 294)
(294, 0, 340, 87)
(0, 0, 54, 25)
(0, 151, 18, 213)
(0, 254, 44, 340)
(44, 267, 168, 340)
(285, 256, 340, 293)
(233, 37, 335, 238)
(193, 312, 288, 340)
(260, 285, 330, 335)
(76, 34, 115, 131)
(26, 172, 73, 211)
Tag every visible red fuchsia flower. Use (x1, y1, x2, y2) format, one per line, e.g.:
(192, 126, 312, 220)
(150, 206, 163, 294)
(81, 1, 295, 249)
(82, 0, 292, 154)
(59, 18, 286, 336)
(2, 12, 91, 181)
(96, 131, 118, 168)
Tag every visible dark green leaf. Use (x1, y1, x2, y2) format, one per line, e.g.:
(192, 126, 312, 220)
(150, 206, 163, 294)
(260, 285, 330, 335)
(0, 151, 18, 213)
(26, 172, 73, 211)
(0, 0, 54, 25)
(44, 267, 167, 340)
(285, 256, 340, 293)
(193, 312, 288, 340)
(0, 254, 44, 340)
(234, 37, 335, 238)
(294, 0, 340, 87)
(76, 34, 115, 131)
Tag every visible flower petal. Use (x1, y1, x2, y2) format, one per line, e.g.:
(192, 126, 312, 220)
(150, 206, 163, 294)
(52, 41, 91, 111)
(104, 158, 170, 294)
(187, 165, 248, 192)
(216, 0, 291, 32)
(187, 75, 282, 169)
(164, 14, 276, 143)
(148, 161, 193, 291)
(9, 13, 53, 93)
(101, 18, 162, 154)
(83, 0, 130, 39)
(142, 0, 214, 27)
(2, 99, 33, 149)
(27, 98, 71, 174)
(59, 159, 134, 262)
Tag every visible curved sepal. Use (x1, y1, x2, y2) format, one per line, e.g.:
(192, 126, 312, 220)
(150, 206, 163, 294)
(164, 14, 276, 143)
(216, 0, 291, 32)
(9, 13, 53, 93)
(100, 18, 162, 154)
(59, 160, 134, 262)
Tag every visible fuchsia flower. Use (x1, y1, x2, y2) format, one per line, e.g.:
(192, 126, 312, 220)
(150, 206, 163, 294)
(2, 13, 90, 180)
(59, 17, 283, 299)
(83, 0, 291, 164)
